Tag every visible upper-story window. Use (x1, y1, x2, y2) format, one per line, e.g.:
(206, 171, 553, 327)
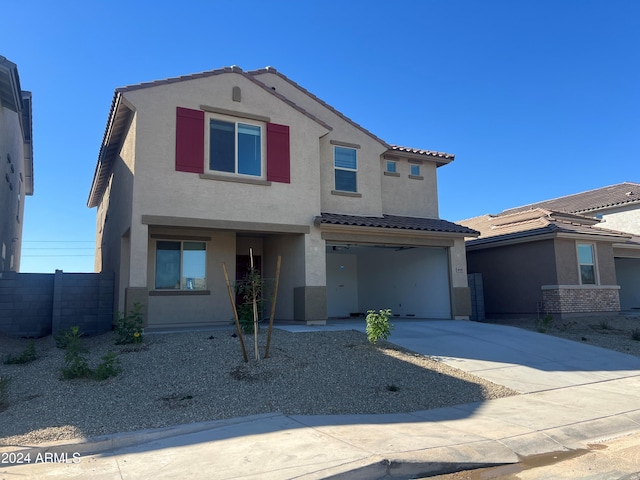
(334, 146, 357, 192)
(176, 106, 290, 183)
(577, 243, 597, 285)
(410, 164, 420, 176)
(386, 161, 397, 173)
(209, 119, 263, 177)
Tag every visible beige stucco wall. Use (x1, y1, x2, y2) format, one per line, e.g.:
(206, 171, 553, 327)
(123, 73, 327, 228)
(146, 227, 235, 326)
(381, 158, 439, 218)
(0, 106, 26, 271)
(597, 205, 640, 236)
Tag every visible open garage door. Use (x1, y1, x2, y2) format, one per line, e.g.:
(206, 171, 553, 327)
(616, 257, 640, 311)
(326, 244, 451, 319)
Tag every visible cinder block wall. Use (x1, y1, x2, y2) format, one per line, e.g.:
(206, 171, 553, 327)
(0, 272, 54, 337)
(0, 271, 114, 338)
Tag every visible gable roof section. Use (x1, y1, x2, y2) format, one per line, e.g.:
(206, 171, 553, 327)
(88, 66, 332, 208)
(317, 213, 478, 236)
(249, 67, 455, 165)
(501, 182, 640, 216)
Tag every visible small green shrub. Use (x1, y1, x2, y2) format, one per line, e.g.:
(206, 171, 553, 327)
(4, 341, 37, 365)
(61, 326, 91, 379)
(93, 352, 122, 381)
(386, 384, 400, 392)
(631, 328, 640, 341)
(366, 309, 394, 345)
(0, 376, 9, 409)
(236, 269, 263, 334)
(237, 303, 255, 334)
(599, 320, 611, 330)
(536, 314, 553, 333)
(115, 303, 144, 345)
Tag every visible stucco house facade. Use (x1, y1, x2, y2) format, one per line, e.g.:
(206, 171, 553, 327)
(0, 55, 33, 272)
(88, 66, 477, 329)
(459, 183, 640, 318)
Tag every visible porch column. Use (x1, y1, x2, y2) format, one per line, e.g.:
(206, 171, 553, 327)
(450, 238, 472, 320)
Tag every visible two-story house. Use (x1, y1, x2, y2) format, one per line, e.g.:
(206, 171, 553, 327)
(0, 55, 33, 272)
(88, 66, 476, 329)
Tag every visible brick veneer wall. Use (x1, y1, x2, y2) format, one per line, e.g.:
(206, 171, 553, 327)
(0, 270, 114, 338)
(541, 285, 621, 316)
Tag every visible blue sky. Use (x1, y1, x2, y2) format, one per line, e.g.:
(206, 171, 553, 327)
(3, 0, 638, 273)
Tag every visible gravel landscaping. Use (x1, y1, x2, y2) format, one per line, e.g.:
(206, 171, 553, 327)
(2, 314, 638, 448)
(0, 326, 516, 446)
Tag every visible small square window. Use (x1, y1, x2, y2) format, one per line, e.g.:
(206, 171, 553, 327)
(410, 164, 420, 176)
(386, 161, 397, 173)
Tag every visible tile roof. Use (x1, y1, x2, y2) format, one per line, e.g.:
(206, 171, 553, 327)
(317, 213, 478, 235)
(501, 182, 640, 215)
(460, 208, 633, 247)
(388, 145, 455, 161)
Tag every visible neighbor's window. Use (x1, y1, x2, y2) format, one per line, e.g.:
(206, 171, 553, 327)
(334, 146, 357, 192)
(577, 243, 597, 285)
(209, 119, 262, 176)
(410, 164, 420, 176)
(155, 241, 206, 290)
(386, 161, 397, 173)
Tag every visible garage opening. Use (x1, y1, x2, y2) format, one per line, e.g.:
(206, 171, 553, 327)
(326, 244, 451, 319)
(615, 257, 640, 311)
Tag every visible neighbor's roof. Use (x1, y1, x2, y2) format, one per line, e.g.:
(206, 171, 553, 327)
(501, 182, 640, 216)
(88, 66, 455, 208)
(317, 213, 478, 236)
(460, 208, 633, 248)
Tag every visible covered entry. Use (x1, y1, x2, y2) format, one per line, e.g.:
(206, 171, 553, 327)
(326, 244, 451, 318)
(615, 257, 640, 311)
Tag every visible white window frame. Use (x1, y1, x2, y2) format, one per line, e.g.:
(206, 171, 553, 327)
(386, 160, 397, 173)
(154, 240, 207, 291)
(204, 113, 266, 179)
(576, 242, 599, 285)
(334, 146, 358, 193)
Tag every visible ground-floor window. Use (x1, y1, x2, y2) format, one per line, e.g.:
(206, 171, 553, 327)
(155, 240, 206, 290)
(577, 242, 597, 285)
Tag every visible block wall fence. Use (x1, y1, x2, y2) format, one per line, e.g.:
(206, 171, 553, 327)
(0, 270, 114, 338)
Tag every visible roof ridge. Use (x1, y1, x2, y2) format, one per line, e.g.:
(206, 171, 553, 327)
(248, 67, 390, 148)
(502, 182, 640, 214)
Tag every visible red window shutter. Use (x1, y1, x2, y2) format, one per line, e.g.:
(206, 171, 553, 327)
(175, 107, 204, 174)
(266, 123, 290, 183)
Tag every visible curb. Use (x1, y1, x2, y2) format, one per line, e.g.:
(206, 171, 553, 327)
(0, 413, 283, 466)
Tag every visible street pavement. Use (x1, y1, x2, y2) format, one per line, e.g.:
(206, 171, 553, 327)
(2, 319, 640, 479)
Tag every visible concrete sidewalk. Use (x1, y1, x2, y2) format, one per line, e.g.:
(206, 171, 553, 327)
(3, 320, 640, 479)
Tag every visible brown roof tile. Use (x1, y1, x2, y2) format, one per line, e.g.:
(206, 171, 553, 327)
(389, 145, 455, 160)
(501, 182, 640, 215)
(318, 213, 478, 235)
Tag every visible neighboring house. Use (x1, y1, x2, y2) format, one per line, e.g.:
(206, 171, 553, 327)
(0, 56, 33, 272)
(88, 66, 476, 329)
(459, 183, 640, 318)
